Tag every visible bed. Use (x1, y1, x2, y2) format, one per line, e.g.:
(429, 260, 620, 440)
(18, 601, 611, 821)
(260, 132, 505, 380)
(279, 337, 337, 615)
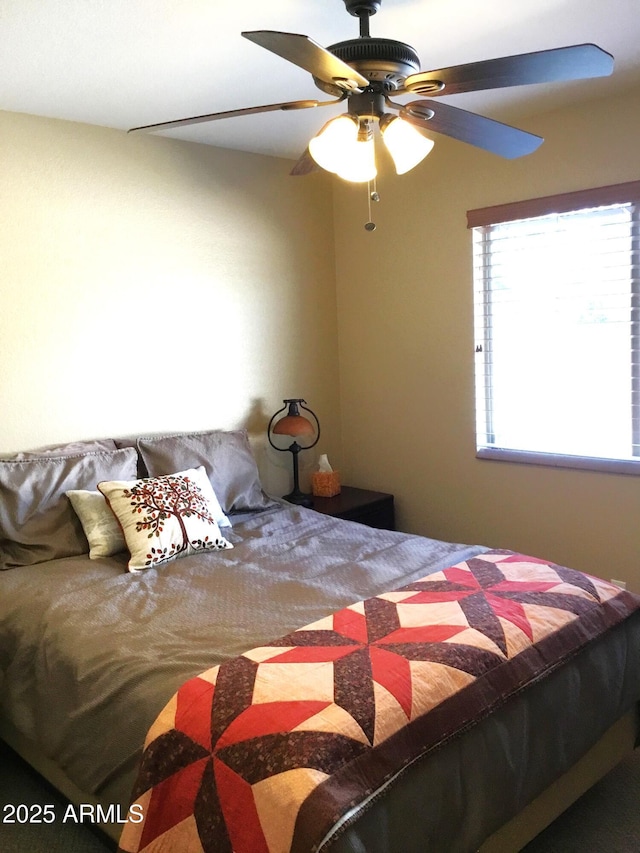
(1, 429, 639, 853)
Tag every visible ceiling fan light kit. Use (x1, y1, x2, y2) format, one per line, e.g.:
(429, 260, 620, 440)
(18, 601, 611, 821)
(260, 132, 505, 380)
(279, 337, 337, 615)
(129, 0, 614, 212)
(308, 108, 433, 181)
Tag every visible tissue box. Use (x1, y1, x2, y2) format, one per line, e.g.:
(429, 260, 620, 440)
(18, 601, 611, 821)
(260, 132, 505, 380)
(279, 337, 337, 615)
(312, 471, 341, 497)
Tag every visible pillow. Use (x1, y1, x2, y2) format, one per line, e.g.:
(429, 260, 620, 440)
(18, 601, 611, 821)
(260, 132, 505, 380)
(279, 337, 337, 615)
(0, 448, 139, 570)
(98, 467, 233, 573)
(137, 429, 274, 514)
(113, 436, 148, 478)
(66, 490, 127, 559)
(3, 438, 118, 460)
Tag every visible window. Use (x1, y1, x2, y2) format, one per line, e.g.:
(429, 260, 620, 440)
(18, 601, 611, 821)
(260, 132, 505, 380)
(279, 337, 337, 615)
(468, 181, 640, 474)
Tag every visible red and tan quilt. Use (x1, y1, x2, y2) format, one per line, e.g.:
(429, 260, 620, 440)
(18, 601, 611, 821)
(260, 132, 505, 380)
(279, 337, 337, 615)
(118, 551, 640, 853)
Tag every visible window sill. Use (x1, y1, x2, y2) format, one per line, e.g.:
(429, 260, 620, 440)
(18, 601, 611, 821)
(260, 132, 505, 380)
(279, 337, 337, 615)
(476, 447, 640, 476)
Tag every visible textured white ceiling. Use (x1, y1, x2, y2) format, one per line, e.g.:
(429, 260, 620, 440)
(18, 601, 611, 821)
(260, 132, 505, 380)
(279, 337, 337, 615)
(2, 0, 639, 159)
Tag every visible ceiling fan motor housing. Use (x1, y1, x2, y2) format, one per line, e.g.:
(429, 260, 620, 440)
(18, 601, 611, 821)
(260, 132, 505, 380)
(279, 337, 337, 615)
(315, 37, 420, 94)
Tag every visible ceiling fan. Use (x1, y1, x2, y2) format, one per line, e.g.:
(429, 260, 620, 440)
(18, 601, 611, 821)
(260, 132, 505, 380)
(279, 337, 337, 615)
(129, 0, 614, 182)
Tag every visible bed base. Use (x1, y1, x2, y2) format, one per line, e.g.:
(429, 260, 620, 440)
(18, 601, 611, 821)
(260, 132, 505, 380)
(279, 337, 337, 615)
(479, 706, 638, 852)
(1, 708, 637, 852)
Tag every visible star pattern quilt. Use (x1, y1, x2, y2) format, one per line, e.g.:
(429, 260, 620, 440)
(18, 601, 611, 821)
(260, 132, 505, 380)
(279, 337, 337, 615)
(118, 551, 640, 853)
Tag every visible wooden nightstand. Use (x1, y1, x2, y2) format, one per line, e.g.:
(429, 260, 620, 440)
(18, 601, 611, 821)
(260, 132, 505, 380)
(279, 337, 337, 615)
(310, 486, 395, 531)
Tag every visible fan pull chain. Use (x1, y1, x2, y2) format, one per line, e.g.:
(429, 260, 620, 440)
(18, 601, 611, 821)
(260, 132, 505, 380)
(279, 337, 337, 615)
(365, 177, 380, 232)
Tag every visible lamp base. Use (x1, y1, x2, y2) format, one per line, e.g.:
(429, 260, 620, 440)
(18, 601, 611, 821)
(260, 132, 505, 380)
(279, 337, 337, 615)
(283, 489, 314, 508)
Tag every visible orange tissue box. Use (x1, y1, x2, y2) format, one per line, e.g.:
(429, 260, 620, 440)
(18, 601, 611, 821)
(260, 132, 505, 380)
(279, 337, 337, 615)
(312, 470, 341, 497)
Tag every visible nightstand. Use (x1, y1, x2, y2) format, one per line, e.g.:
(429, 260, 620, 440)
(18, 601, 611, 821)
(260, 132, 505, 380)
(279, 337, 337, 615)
(310, 486, 395, 531)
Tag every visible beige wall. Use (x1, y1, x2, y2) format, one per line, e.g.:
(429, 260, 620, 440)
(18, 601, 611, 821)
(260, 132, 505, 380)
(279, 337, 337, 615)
(3, 88, 640, 589)
(333, 87, 640, 590)
(0, 111, 341, 494)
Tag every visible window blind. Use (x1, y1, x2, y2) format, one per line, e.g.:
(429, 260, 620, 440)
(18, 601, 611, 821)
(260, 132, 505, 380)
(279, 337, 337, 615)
(470, 182, 640, 473)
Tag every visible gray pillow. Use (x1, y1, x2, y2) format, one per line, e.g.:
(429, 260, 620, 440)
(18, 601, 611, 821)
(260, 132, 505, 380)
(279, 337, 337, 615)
(112, 436, 147, 478)
(137, 429, 274, 514)
(3, 438, 117, 460)
(0, 448, 138, 570)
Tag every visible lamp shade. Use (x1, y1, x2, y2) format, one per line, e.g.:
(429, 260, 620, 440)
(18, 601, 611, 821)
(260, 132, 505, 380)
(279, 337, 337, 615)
(309, 115, 359, 174)
(381, 116, 434, 175)
(336, 136, 377, 183)
(309, 115, 377, 183)
(272, 414, 315, 437)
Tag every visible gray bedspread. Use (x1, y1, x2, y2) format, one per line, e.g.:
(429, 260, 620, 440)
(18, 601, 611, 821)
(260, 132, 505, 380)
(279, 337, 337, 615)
(0, 503, 485, 814)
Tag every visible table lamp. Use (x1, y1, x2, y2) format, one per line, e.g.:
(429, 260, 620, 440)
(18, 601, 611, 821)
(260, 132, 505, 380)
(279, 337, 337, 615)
(268, 399, 320, 507)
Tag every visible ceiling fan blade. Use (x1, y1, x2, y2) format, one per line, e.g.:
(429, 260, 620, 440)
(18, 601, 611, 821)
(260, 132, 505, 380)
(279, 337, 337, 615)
(402, 44, 614, 96)
(290, 148, 320, 177)
(401, 100, 543, 159)
(128, 99, 324, 133)
(242, 30, 368, 91)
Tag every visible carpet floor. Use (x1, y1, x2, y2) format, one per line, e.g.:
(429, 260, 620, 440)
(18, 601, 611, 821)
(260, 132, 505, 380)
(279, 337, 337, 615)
(0, 742, 114, 853)
(1, 740, 639, 851)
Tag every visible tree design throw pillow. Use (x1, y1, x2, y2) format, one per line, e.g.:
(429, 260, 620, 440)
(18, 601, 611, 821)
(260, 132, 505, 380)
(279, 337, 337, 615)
(98, 467, 232, 572)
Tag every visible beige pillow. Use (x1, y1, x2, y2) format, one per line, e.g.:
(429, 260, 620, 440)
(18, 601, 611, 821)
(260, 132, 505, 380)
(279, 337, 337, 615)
(98, 467, 233, 573)
(66, 490, 127, 559)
